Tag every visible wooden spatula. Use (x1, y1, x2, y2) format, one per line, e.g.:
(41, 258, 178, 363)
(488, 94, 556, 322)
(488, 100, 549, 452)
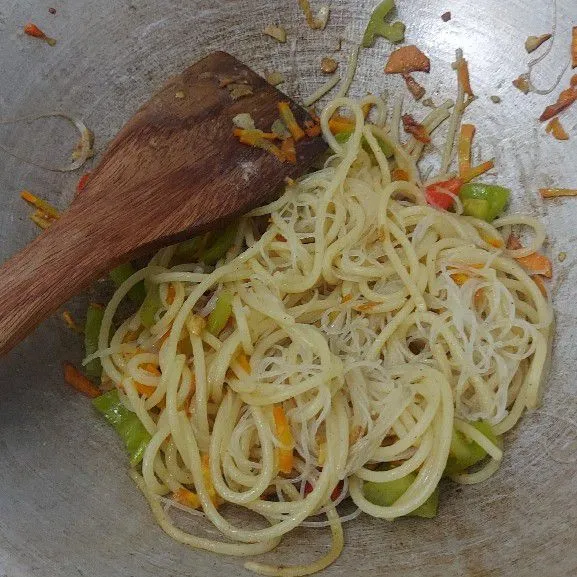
(0, 51, 327, 355)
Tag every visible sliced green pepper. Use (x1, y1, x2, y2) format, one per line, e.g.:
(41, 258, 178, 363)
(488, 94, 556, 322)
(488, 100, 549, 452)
(444, 420, 501, 476)
(109, 262, 146, 306)
(334, 131, 394, 159)
(459, 183, 510, 222)
(207, 290, 233, 335)
(175, 236, 203, 261)
(363, 472, 439, 518)
(362, 0, 406, 47)
(140, 285, 162, 328)
(93, 389, 151, 467)
(202, 222, 238, 265)
(84, 303, 104, 379)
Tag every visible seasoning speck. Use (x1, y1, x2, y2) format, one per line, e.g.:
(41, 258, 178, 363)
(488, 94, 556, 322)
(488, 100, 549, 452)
(263, 25, 287, 43)
(48, 7, 56, 14)
(490, 95, 501, 103)
(175, 90, 185, 99)
(558, 252, 567, 262)
(441, 11, 451, 22)
(320, 57, 338, 74)
(266, 71, 285, 86)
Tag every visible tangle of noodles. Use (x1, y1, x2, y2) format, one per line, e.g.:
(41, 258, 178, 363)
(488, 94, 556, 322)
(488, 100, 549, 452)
(92, 94, 553, 576)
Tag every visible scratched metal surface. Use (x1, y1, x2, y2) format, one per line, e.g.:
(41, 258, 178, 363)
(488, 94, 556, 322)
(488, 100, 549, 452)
(1, 1, 577, 576)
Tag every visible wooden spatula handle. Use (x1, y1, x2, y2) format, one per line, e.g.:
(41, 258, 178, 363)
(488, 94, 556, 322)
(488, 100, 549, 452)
(0, 210, 112, 355)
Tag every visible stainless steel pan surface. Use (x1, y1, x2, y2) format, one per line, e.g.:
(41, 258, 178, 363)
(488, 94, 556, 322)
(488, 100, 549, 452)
(1, 1, 576, 575)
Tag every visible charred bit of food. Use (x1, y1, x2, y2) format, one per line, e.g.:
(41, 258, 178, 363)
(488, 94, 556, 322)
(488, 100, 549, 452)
(545, 117, 569, 140)
(401, 114, 430, 143)
(402, 73, 426, 101)
(441, 11, 451, 22)
(263, 25, 287, 43)
(524, 33, 552, 54)
(320, 57, 338, 74)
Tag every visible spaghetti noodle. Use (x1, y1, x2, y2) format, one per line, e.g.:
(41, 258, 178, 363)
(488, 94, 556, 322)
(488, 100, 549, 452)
(90, 94, 552, 575)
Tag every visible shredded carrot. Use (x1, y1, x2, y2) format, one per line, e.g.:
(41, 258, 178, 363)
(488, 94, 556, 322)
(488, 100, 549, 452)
(539, 86, 577, 121)
(21, 190, 60, 219)
(280, 137, 297, 164)
(341, 293, 352, 304)
(391, 168, 409, 181)
(201, 454, 223, 505)
(539, 187, 577, 198)
(517, 252, 553, 278)
(304, 119, 321, 137)
(233, 128, 278, 142)
(63, 362, 101, 398)
(24, 22, 57, 46)
(173, 487, 201, 509)
(456, 55, 474, 97)
(76, 171, 91, 194)
(461, 159, 495, 183)
(135, 381, 156, 397)
(451, 272, 470, 286)
(134, 363, 161, 397)
(62, 311, 82, 333)
(354, 301, 377, 312)
(234, 128, 286, 161)
(273, 405, 295, 474)
(480, 233, 503, 248)
(328, 114, 355, 134)
(507, 234, 552, 278)
(571, 26, 577, 68)
(278, 102, 305, 142)
(545, 117, 569, 140)
(237, 352, 251, 374)
(361, 102, 374, 118)
(458, 124, 475, 174)
(532, 275, 548, 297)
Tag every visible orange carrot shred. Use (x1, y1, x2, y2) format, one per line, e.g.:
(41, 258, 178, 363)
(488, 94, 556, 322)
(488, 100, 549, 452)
(63, 362, 101, 398)
(458, 124, 475, 174)
(278, 102, 305, 142)
(173, 487, 201, 509)
(539, 86, 577, 121)
(457, 56, 474, 97)
(76, 171, 92, 194)
(280, 137, 297, 164)
(273, 405, 294, 474)
(507, 234, 552, 278)
(328, 115, 355, 134)
(391, 168, 409, 181)
(461, 159, 495, 183)
(24, 23, 57, 46)
(539, 187, 577, 198)
(237, 352, 252, 374)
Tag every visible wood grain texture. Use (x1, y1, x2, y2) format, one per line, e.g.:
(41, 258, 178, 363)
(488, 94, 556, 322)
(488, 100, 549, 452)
(0, 51, 327, 356)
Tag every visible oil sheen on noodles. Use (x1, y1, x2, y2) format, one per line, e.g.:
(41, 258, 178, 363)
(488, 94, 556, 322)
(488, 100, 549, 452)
(92, 96, 553, 576)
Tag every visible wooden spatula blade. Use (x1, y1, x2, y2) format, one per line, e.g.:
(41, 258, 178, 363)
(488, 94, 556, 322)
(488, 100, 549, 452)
(0, 51, 327, 355)
(80, 51, 326, 256)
